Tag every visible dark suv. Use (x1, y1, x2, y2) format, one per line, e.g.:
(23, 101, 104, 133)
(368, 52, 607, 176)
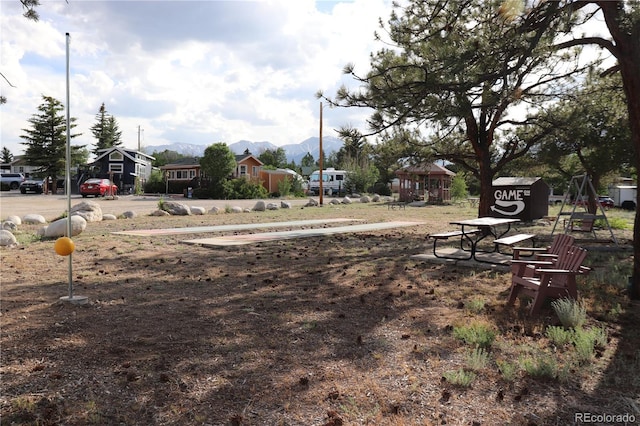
(0, 173, 25, 190)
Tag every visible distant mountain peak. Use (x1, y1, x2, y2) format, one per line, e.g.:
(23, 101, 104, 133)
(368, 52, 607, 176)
(144, 137, 343, 164)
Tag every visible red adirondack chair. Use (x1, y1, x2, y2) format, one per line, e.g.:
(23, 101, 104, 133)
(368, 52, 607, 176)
(507, 245, 590, 315)
(510, 233, 575, 277)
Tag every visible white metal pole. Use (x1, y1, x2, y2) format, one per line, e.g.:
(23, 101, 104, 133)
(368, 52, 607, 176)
(65, 32, 73, 299)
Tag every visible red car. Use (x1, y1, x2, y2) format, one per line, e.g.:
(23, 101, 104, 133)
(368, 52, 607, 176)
(80, 178, 118, 197)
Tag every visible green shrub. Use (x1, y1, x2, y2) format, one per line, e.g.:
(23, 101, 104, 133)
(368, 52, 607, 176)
(572, 327, 607, 364)
(546, 326, 573, 346)
(552, 298, 587, 328)
(465, 347, 490, 371)
(521, 356, 558, 379)
(465, 297, 485, 314)
(223, 178, 268, 199)
(443, 369, 476, 387)
(496, 360, 518, 382)
(453, 321, 496, 349)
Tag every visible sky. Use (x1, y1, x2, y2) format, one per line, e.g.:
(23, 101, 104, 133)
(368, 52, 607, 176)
(0, 0, 395, 157)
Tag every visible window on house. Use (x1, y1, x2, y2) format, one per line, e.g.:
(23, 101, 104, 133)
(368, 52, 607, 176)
(252, 166, 259, 176)
(239, 165, 247, 175)
(109, 152, 124, 161)
(109, 163, 123, 173)
(189, 170, 195, 178)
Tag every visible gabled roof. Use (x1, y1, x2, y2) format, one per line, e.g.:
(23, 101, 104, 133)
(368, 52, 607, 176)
(396, 162, 455, 176)
(93, 146, 155, 163)
(235, 153, 263, 165)
(160, 157, 201, 169)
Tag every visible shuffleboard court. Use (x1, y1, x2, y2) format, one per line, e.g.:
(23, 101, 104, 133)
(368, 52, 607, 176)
(183, 221, 425, 246)
(112, 218, 359, 236)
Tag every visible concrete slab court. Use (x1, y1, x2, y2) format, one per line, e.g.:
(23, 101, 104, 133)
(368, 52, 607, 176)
(113, 218, 359, 237)
(183, 221, 425, 247)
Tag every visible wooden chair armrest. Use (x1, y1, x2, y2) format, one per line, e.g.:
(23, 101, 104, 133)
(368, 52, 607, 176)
(514, 246, 547, 252)
(536, 268, 583, 275)
(510, 260, 553, 266)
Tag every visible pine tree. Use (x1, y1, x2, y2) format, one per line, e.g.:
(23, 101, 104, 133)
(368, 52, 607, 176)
(90, 103, 122, 156)
(1, 147, 13, 163)
(20, 95, 83, 190)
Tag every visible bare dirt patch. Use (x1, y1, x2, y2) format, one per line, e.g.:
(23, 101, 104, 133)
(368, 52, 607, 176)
(1, 201, 638, 425)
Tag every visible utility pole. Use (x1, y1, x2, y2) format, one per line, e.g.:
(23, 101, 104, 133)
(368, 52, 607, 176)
(319, 102, 323, 206)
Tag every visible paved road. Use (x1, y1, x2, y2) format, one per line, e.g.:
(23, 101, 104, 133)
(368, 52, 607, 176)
(0, 191, 311, 220)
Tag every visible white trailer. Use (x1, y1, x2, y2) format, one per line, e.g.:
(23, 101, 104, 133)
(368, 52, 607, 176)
(308, 168, 348, 196)
(610, 185, 637, 210)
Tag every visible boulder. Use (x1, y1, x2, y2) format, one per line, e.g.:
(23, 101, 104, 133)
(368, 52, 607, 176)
(23, 214, 46, 225)
(102, 214, 117, 220)
(371, 194, 381, 202)
(190, 206, 206, 215)
(0, 230, 17, 247)
(252, 200, 267, 212)
(6, 215, 21, 225)
(360, 195, 372, 203)
(121, 211, 137, 219)
(150, 209, 171, 216)
(70, 201, 103, 222)
(231, 206, 243, 213)
(209, 206, 221, 214)
(36, 227, 47, 237)
(44, 215, 87, 238)
(266, 203, 279, 210)
(329, 199, 341, 205)
(280, 201, 291, 209)
(161, 200, 191, 215)
(2, 221, 18, 231)
(305, 198, 319, 207)
(342, 197, 353, 204)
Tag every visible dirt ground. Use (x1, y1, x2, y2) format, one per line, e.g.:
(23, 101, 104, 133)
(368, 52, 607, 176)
(1, 197, 639, 425)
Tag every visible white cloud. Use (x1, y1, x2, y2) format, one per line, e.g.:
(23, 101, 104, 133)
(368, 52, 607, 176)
(1, 0, 393, 158)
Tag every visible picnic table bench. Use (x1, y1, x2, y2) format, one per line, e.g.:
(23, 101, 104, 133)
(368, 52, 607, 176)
(494, 233, 536, 257)
(429, 229, 482, 259)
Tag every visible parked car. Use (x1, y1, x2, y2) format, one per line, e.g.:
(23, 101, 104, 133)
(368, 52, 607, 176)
(598, 196, 615, 209)
(0, 173, 25, 190)
(574, 196, 615, 209)
(19, 179, 44, 194)
(80, 178, 118, 197)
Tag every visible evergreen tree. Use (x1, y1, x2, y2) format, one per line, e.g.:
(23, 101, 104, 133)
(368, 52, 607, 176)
(20, 95, 83, 190)
(90, 103, 122, 156)
(301, 153, 315, 168)
(1, 147, 13, 163)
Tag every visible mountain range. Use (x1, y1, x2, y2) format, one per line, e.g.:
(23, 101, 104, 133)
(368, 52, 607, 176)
(143, 136, 344, 164)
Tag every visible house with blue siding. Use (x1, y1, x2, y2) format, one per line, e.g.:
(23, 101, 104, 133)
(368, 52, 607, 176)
(89, 147, 155, 193)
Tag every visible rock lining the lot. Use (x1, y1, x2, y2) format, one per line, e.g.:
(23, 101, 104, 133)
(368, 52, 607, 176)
(121, 210, 137, 219)
(44, 215, 87, 238)
(70, 201, 103, 222)
(161, 200, 191, 215)
(0, 229, 17, 247)
(150, 209, 171, 216)
(191, 206, 206, 215)
(102, 214, 117, 220)
(23, 214, 46, 224)
(2, 221, 18, 231)
(6, 215, 21, 225)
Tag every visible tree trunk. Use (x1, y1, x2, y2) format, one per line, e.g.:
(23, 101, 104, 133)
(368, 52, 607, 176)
(599, 1, 640, 299)
(477, 149, 494, 218)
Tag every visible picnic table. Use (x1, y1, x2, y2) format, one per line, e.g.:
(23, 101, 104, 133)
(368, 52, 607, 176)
(430, 217, 534, 263)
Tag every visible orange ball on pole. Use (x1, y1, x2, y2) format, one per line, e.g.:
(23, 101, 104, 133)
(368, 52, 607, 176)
(54, 237, 75, 256)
